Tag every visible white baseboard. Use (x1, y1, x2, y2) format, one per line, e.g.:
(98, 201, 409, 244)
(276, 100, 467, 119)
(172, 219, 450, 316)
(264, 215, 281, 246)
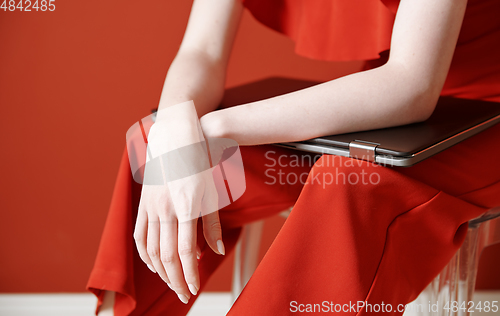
(0, 293, 98, 316)
(0, 292, 233, 316)
(187, 293, 232, 316)
(0, 291, 498, 316)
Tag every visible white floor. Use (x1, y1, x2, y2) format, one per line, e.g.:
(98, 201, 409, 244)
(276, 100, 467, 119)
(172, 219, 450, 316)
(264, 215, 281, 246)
(0, 292, 232, 316)
(0, 292, 498, 316)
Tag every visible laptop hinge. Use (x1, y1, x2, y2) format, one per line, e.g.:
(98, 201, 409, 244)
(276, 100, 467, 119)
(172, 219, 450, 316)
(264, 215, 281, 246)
(349, 140, 379, 162)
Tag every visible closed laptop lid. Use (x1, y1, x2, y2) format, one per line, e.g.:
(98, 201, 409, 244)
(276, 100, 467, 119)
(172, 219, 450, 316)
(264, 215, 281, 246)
(220, 77, 500, 159)
(304, 97, 500, 157)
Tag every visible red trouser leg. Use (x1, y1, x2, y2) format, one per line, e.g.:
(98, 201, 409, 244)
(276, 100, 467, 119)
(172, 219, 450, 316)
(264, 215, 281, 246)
(87, 145, 312, 315)
(88, 124, 500, 315)
(227, 155, 487, 315)
(227, 124, 500, 315)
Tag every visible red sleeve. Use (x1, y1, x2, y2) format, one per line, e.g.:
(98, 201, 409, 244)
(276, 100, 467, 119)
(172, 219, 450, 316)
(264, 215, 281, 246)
(241, 0, 500, 103)
(241, 0, 398, 61)
(380, 0, 400, 14)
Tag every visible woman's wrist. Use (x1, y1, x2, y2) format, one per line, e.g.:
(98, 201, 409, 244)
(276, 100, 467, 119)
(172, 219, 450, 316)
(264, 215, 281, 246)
(200, 111, 227, 141)
(148, 101, 205, 157)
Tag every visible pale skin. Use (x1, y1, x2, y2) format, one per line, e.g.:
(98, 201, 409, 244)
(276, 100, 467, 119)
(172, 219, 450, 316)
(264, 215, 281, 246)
(99, 0, 468, 312)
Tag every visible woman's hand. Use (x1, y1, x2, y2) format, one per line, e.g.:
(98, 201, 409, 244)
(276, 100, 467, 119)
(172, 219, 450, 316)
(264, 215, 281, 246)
(133, 103, 224, 304)
(134, 166, 223, 303)
(130, 0, 244, 303)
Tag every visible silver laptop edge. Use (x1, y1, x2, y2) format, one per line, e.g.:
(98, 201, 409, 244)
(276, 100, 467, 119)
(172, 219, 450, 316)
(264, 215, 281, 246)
(277, 113, 500, 167)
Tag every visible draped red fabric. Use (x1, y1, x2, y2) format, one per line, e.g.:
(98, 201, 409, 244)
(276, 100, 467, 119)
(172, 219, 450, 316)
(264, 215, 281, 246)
(241, 0, 500, 101)
(87, 125, 500, 315)
(380, 0, 400, 13)
(241, 0, 396, 61)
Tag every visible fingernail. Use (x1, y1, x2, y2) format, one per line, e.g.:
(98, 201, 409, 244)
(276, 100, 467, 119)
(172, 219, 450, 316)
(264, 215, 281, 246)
(177, 294, 189, 304)
(217, 240, 225, 255)
(196, 249, 201, 260)
(147, 264, 156, 273)
(188, 284, 198, 296)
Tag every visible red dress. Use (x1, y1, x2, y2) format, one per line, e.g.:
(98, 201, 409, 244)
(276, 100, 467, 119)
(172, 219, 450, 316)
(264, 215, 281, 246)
(87, 0, 500, 315)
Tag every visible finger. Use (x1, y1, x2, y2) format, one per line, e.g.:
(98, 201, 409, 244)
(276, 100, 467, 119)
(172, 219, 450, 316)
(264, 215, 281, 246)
(146, 216, 171, 285)
(159, 215, 191, 304)
(133, 208, 156, 273)
(202, 182, 224, 255)
(202, 211, 224, 255)
(178, 219, 200, 297)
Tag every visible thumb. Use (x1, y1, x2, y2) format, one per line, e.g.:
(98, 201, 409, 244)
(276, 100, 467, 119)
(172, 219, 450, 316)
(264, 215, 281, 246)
(201, 168, 226, 255)
(202, 210, 225, 255)
(201, 184, 224, 255)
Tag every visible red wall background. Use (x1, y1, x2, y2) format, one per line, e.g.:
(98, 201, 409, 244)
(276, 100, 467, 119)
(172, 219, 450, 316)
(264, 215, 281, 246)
(0, 0, 498, 293)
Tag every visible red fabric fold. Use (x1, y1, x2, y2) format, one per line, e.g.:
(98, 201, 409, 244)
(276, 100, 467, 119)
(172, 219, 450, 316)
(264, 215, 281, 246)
(242, 0, 396, 61)
(87, 150, 137, 314)
(241, 0, 500, 101)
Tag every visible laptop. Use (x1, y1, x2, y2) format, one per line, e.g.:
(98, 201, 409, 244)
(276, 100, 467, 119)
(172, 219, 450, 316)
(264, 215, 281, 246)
(220, 77, 500, 167)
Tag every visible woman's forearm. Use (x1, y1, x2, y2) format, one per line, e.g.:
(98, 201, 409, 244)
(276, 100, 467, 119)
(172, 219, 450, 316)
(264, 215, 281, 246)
(201, 61, 439, 146)
(156, 0, 243, 119)
(200, 0, 466, 146)
(156, 50, 226, 120)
